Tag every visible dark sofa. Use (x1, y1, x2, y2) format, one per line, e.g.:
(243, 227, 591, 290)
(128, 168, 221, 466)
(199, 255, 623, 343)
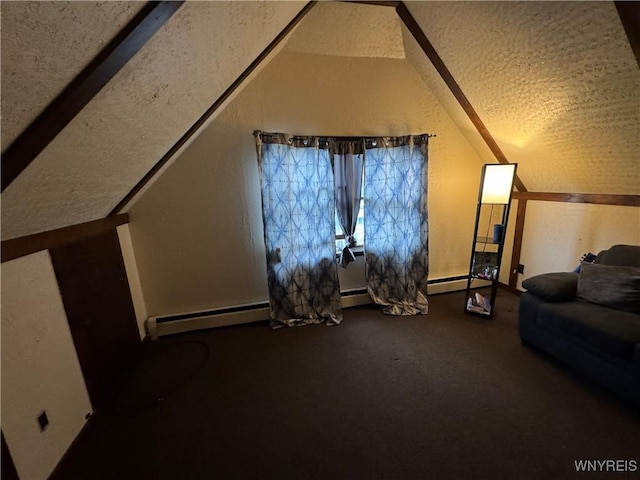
(519, 244, 640, 407)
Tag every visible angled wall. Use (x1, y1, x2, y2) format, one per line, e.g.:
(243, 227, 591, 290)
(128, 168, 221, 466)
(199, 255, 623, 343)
(0, 1, 145, 151)
(128, 48, 485, 317)
(1, 1, 306, 240)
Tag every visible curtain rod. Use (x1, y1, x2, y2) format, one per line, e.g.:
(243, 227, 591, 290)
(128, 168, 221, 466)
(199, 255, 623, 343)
(253, 131, 436, 140)
(329, 134, 436, 140)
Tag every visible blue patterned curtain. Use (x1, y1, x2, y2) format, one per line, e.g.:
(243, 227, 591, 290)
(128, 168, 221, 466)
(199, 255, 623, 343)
(364, 135, 430, 315)
(255, 132, 342, 328)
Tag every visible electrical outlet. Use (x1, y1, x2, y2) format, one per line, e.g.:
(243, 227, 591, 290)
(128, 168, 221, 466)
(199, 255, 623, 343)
(518, 264, 525, 274)
(37, 411, 49, 432)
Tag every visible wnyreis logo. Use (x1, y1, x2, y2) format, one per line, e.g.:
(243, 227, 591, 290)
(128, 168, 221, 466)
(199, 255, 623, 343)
(574, 460, 638, 472)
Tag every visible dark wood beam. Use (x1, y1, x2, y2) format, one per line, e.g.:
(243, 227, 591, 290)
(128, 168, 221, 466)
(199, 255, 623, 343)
(343, 1, 401, 7)
(395, 2, 527, 192)
(1, 432, 19, 480)
(509, 199, 527, 288)
(1, 214, 129, 263)
(615, 1, 640, 69)
(1, 1, 184, 192)
(109, 1, 318, 216)
(49, 229, 141, 410)
(512, 192, 640, 207)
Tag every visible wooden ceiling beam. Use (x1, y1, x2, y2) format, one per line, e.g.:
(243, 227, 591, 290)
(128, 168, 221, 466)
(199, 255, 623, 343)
(512, 192, 640, 207)
(341, 1, 401, 7)
(1, 1, 184, 192)
(615, 1, 640, 69)
(1, 214, 129, 263)
(396, 2, 527, 192)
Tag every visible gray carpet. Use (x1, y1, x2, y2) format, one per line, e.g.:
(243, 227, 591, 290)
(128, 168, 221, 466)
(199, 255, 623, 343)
(52, 289, 640, 480)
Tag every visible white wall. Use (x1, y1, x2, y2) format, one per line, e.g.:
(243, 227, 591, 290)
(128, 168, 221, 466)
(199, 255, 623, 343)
(129, 50, 485, 317)
(1, 251, 92, 480)
(514, 202, 640, 289)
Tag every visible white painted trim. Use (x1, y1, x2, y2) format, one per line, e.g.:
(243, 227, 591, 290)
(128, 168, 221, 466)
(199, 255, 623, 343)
(427, 277, 468, 294)
(148, 305, 269, 338)
(340, 292, 372, 308)
(145, 276, 467, 338)
(116, 224, 148, 340)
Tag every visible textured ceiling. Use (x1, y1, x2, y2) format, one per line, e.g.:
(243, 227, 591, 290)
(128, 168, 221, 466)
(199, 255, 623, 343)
(283, 1, 405, 59)
(1, 1, 637, 241)
(1, 1, 145, 151)
(1, 1, 305, 240)
(404, 1, 639, 194)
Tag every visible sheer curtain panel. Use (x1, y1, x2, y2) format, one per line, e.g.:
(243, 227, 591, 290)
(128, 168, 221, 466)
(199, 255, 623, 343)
(255, 132, 343, 328)
(331, 140, 365, 268)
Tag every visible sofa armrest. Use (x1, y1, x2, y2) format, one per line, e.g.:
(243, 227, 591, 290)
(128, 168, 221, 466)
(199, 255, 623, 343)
(521, 272, 579, 302)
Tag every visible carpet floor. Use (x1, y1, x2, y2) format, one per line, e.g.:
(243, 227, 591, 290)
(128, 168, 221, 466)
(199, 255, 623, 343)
(52, 289, 640, 480)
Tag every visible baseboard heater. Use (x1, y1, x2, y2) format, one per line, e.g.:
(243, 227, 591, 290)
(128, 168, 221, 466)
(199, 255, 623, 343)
(146, 275, 468, 339)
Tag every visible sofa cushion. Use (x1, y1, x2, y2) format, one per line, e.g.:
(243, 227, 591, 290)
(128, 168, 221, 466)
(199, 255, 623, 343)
(597, 244, 640, 267)
(577, 263, 640, 314)
(537, 301, 640, 360)
(522, 272, 578, 302)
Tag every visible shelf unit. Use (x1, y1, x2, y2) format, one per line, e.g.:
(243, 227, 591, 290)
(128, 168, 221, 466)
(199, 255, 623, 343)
(464, 164, 517, 318)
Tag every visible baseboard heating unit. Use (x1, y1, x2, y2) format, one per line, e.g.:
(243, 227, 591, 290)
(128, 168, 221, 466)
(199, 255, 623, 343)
(146, 276, 468, 339)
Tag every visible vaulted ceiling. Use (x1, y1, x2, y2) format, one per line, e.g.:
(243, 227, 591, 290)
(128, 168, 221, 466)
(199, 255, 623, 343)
(1, 1, 638, 241)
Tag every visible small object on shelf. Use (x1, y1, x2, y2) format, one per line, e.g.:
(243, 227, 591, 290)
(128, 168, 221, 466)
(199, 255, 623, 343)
(466, 292, 491, 314)
(493, 224, 504, 243)
(471, 251, 498, 280)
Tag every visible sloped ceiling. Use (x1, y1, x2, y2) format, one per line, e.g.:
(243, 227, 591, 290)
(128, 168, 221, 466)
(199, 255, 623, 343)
(404, 1, 639, 194)
(1, 1, 638, 241)
(0, 1, 305, 240)
(283, 1, 405, 59)
(0, 1, 146, 150)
